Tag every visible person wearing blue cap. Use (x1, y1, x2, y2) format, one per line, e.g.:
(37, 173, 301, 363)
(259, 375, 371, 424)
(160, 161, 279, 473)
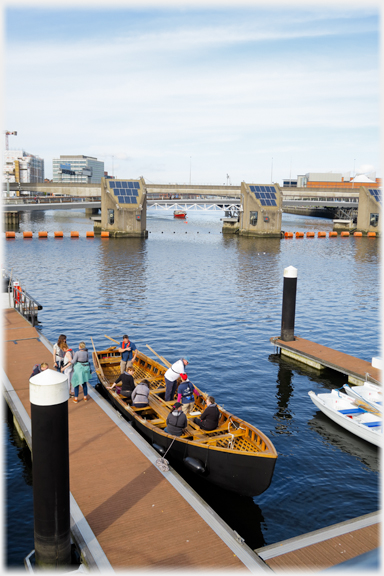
(164, 357, 189, 401)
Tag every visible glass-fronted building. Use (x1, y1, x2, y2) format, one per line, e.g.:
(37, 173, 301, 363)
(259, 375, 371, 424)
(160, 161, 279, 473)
(52, 155, 104, 183)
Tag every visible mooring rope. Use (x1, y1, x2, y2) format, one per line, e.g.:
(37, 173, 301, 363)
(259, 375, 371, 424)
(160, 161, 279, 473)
(155, 437, 177, 472)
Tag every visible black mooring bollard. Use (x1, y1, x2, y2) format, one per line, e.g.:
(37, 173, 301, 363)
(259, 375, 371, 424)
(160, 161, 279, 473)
(280, 265, 298, 342)
(30, 369, 71, 568)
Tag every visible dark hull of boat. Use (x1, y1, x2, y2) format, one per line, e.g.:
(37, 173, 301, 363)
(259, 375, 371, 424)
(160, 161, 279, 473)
(103, 386, 276, 497)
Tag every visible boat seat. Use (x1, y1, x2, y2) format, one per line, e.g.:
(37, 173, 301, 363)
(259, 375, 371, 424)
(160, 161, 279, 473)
(362, 421, 382, 427)
(338, 408, 365, 415)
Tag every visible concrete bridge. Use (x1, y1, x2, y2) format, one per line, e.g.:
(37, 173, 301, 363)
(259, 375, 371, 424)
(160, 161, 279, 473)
(4, 181, 361, 205)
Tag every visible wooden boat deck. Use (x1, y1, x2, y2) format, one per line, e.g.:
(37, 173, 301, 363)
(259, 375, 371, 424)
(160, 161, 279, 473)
(1, 308, 256, 571)
(271, 336, 381, 383)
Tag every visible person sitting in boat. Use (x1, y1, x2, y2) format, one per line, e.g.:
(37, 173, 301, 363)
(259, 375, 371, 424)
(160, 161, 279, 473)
(164, 357, 189, 401)
(165, 402, 188, 436)
(118, 335, 137, 374)
(131, 379, 150, 408)
(193, 396, 220, 431)
(107, 365, 135, 403)
(177, 376, 200, 414)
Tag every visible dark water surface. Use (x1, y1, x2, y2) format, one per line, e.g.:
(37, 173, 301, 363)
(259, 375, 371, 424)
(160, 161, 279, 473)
(4, 208, 380, 565)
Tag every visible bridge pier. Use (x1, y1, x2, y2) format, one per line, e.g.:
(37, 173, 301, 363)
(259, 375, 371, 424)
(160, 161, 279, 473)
(98, 177, 148, 237)
(238, 182, 282, 237)
(85, 207, 100, 217)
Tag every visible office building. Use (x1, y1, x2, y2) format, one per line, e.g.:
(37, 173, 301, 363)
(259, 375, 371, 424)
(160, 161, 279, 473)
(52, 155, 104, 183)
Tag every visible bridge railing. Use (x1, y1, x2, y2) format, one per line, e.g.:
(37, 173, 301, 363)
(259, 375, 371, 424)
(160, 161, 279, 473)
(2, 196, 100, 205)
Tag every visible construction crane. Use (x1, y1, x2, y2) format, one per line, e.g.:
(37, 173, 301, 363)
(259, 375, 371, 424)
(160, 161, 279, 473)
(4, 130, 17, 150)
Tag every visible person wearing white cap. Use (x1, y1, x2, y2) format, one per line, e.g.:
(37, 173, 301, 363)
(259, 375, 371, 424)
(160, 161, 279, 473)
(164, 357, 189, 401)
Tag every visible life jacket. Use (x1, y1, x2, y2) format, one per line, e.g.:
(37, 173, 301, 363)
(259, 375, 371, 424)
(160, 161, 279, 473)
(63, 349, 72, 367)
(121, 341, 131, 349)
(181, 381, 194, 402)
(30, 364, 41, 377)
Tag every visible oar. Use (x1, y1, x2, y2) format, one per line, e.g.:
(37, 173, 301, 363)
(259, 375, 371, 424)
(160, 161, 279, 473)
(146, 344, 171, 368)
(353, 399, 381, 416)
(90, 336, 102, 372)
(91, 336, 110, 386)
(105, 334, 120, 345)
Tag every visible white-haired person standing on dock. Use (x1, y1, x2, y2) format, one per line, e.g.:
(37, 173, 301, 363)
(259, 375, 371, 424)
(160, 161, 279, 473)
(164, 357, 190, 401)
(70, 342, 92, 403)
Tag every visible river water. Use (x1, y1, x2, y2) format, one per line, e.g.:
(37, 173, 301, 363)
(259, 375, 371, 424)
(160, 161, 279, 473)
(3, 208, 380, 566)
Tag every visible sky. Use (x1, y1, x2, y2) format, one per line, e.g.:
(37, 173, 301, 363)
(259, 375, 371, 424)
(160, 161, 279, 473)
(2, 0, 381, 185)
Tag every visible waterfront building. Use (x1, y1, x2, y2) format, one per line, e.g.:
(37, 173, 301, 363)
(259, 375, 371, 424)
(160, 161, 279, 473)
(52, 155, 104, 183)
(282, 172, 380, 189)
(3, 150, 44, 183)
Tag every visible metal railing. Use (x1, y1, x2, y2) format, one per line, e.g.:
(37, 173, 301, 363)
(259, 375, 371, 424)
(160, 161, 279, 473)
(3, 272, 43, 326)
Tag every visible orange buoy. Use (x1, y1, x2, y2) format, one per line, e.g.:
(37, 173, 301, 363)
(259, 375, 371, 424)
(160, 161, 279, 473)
(367, 232, 376, 237)
(353, 231, 363, 237)
(23, 231, 33, 238)
(38, 231, 48, 238)
(86, 231, 94, 238)
(284, 232, 293, 238)
(295, 232, 304, 238)
(70, 231, 79, 238)
(101, 231, 109, 238)
(6, 231, 15, 238)
(318, 231, 326, 237)
(329, 231, 338, 237)
(306, 231, 315, 238)
(54, 231, 63, 238)
(341, 231, 350, 237)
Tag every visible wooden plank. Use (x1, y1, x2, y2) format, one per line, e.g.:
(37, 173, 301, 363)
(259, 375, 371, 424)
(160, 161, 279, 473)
(264, 524, 379, 571)
(272, 336, 381, 382)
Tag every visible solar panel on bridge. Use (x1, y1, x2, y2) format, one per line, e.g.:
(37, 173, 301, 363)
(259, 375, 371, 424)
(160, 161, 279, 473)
(369, 188, 382, 205)
(109, 180, 140, 205)
(249, 185, 277, 206)
(116, 195, 138, 204)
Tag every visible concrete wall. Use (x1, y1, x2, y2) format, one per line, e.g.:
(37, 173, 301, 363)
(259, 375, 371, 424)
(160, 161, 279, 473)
(356, 187, 381, 234)
(99, 178, 147, 237)
(239, 182, 282, 237)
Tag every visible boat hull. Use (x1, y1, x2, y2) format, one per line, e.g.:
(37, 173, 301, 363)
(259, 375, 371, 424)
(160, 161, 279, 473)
(308, 390, 382, 447)
(103, 388, 276, 497)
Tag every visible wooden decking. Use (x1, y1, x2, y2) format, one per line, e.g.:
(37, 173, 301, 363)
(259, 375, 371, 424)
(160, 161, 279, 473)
(2, 307, 261, 571)
(271, 336, 381, 383)
(256, 511, 380, 572)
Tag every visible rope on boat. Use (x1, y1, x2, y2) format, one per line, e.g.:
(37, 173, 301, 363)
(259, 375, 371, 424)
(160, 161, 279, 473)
(155, 437, 177, 473)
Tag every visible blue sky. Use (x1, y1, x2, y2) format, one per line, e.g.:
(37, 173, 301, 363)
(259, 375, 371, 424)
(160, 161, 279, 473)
(3, 2, 380, 184)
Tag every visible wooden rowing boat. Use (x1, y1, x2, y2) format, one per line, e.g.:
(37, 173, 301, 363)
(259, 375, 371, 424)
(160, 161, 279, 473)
(92, 346, 278, 497)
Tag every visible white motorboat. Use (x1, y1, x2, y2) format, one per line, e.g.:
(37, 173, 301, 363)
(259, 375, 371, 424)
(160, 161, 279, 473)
(343, 382, 382, 413)
(308, 390, 382, 447)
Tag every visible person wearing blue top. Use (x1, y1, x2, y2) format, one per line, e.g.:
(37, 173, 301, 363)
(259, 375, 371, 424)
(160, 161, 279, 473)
(177, 378, 200, 414)
(118, 334, 137, 373)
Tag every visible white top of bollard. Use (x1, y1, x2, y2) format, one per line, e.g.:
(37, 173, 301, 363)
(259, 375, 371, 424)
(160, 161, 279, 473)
(30, 368, 69, 406)
(284, 265, 298, 279)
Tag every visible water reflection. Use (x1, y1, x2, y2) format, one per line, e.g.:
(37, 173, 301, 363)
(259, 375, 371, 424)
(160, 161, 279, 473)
(95, 238, 149, 335)
(269, 354, 294, 434)
(308, 412, 380, 474)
